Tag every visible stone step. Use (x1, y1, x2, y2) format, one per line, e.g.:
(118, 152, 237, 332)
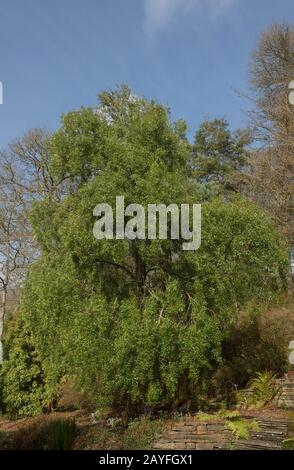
(252, 430, 286, 437)
(171, 425, 197, 432)
(234, 441, 281, 450)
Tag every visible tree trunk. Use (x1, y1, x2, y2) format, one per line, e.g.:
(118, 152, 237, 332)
(0, 254, 9, 365)
(0, 286, 7, 364)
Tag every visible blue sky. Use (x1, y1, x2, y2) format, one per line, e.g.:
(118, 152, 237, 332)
(0, 0, 293, 148)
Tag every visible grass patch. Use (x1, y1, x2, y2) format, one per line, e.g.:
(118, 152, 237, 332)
(38, 418, 76, 450)
(197, 412, 221, 422)
(123, 417, 162, 450)
(74, 416, 162, 450)
(1, 416, 76, 450)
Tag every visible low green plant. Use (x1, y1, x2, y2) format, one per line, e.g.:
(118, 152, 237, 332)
(217, 409, 260, 440)
(1, 417, 76, 450)
(219, 410, 240, 420)
(236, 372, 281, 409)
(247, 372, 280, 407)
(235, 390, 251, 408)
(197, 412, 221, 422)
(73, 415, 162, 450)
(226, 418, 259, 440)
(39, 418, 76, 450)
(282, 438, 294, 450)
(196, 410, 260, 440)
(123, 417, 162, 450)
(106, 417, 122, 429)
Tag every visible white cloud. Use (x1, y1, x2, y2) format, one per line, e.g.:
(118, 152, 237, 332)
(143, 0, 236, 37)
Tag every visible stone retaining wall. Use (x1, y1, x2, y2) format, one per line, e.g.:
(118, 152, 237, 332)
(154, 418, 231, 450)
(154, 416, 294, 450)
(154, 372, 294, 450)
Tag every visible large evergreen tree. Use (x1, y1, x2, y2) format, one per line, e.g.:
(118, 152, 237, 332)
(2, 86, 289, 416)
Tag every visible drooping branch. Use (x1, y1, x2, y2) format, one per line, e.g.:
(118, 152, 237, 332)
(94, 258, 137, 283)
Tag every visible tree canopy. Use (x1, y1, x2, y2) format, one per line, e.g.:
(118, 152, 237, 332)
(1, 86, 288, 417)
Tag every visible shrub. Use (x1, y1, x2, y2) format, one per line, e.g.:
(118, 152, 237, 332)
(123, 417, 162, 450)
(247, 372, 280, 407)
(2, 416, 76, 450)
(236, 371, 280, 409)
(38, 418, 76, 450)
(1, 314, 53, 418)
(221, 302, 294, 394)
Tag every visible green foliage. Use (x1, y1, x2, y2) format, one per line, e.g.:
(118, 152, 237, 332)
(218, 409, 260, 440)
(1, 314, 53, 418)
(193, 118, 250, 195)
(73, 415, 161, 450)
(219, 410, 240, 420)
(197, 410, 259, 440)
(123, 417, 162, 450)
(222, 300, 294, 392)
(236, 371, 280, 409)
(2, 86, 289, 416)
(282, 438, 294, 450)
(38, 418, 76, 450)
(247, 372, 280, 407)
(197, 412, 220, 422)
(226, 417, 259, 440)
(0, 417, 76, 450)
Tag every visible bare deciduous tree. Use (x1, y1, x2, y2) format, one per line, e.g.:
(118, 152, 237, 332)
(0, 129, 66, 362)
(246, 23, 294, 244)
(0, 188, 33, 361)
